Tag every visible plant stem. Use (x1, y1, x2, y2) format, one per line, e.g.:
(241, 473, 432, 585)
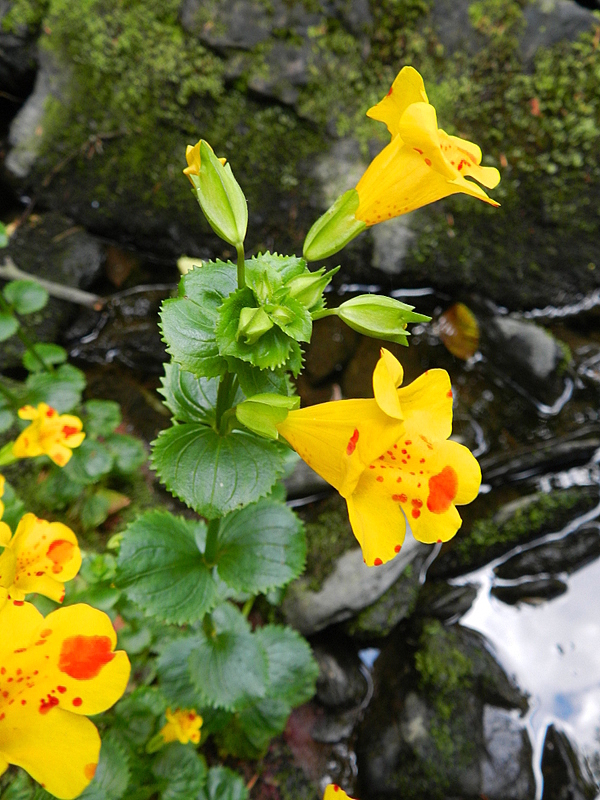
(203, 518, 220, 565)
(215, 371, 234, 430)
(242, 597, 255, 618)
(236, 242, 245, 288)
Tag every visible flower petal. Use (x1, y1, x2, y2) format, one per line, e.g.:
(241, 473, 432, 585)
(277, 399, 404, 497)
(0, 522, 11, 547)
(397, 369, 453, 442)
(346, 471, 408, 566)
(373, 348, 404, 420)
(366, 66, 429, 137)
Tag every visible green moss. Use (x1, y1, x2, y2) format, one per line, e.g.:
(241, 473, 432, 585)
(300, 493, 356, 590)
(1, 0, 48, 33)
(415, 620, 473, 718)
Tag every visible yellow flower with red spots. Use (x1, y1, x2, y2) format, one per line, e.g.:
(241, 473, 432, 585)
(354, 66, 500, 225)
(0, 513, 81, 609)
(323, 786, 355, 800)
(276, 348, 481, 566)
(160, 707, 203, 745)
(0, 600, 130, 799)
(12, 404, 85, 467)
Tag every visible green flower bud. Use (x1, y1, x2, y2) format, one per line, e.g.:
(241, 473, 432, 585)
(303, 189, 366, 262)
(287, 266, 340, 311)
(266, 304, 295, 326)
(184, 140, 248, 247)
(236, 393, 300, 440)
(236, 306, 274, 345)
(335, 295, 431, 345)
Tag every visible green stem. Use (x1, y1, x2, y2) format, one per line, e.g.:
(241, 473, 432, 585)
(202, 613, 217, 639)
(0, 379, 20, 409)
(215, 371, 234, 430)
(203, 518, 220, 566)
(311, 308, 337, 321)
(241, 597, 255, 618)
(236, 242, 245, 288)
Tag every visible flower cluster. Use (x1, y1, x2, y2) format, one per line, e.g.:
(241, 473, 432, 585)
(277, 348, 481, 566)
(160, 707, 203, 745)
(12, 403, 85, 467)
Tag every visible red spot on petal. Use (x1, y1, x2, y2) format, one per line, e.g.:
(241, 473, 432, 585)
(447, 390, 453, 398)
(84, 764, 97, 781)
(394, 545, 402, 553)
(72, 697, 83, 707)
(39, 695, 59, 714)
(437, 539, 442, 543)
(392, 493, 408, 503)
(59, 636, 114, 680)
(412, 509, 421, 519)
(47, 539, 75, 574)
(396, 476, 402, 483)
(346, 428, 359, 456)
(424, 158, 432, 166)
(374, 558, 383, 566)
(13, 600, 24, 606)
(427, 466, 458, 514)
(413, 148, 423, 155)
(387, 86, 393, 96)
(57, 685, 67, 694)
(411, 498, 423, 508)
(62, 425, 79, 437)
(376, 476, 384, 483)
(46, 408, 56, 417)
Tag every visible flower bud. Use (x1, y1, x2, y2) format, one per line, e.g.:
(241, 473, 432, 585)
(303, 189, 366, 262)
(236, 306, 274, 345)
(335, 295, 430, 345)
(287, 266, 339, 311)
(184, 140, 248, 247)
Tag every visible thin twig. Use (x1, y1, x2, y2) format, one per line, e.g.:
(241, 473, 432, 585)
(0, 257, 104, 309)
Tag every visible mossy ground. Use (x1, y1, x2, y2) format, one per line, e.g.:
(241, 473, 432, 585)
(299, 492, 356, 591)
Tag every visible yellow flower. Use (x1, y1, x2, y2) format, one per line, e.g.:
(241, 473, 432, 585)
(323, 786, 355, 800)
(0, 600, 130, 799)
(159, 707, 203, 745)
(277, 348, 481, 566)
(354, 66, 500, 225)
(12, 404, 85, 467)
(0, 474, 5, 520)
(0, 513, 81, 609)
(183, 140, 227, 184)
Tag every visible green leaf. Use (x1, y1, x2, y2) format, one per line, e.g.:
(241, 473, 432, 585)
(160, 262, 237, 378)
(36, 466, 83, 509)
(24, 363, 86, 412)
(159, 363, 241, 425)
(255, 625, 318, 707)
(215, 499, 305, 593)
(84, 400, 122, 436)
(0, 768, 33, 800)
(206, 767, 248, 800)
(232, 360, 291, 397)
(153, 744, 207, 800)
(0, 480, 25, 530)
(22, 343, 67, 373)
(3, 280, 49, 315)
(80, 491, 112, 530)
(113, 686, 167, 747)
(216, 288, 299, 371)
(118, 511, 218, 625)
(248, 253, 307, 284)
(266, 296, 312, 343)
(188, 603, 268, 711)
(105, 434, 146, 474)
(0, 313, 19, 341)
(79, 733, 130, 800)
(151, 424, 284, 519)
(0, 408, 14, 433)
(65, 439, 114, 482)
(215, 696, 290, 758)
(156, 636, 204, 708)
(0, 222, 8, 249)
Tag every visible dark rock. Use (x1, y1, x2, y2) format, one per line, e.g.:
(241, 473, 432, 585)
(541, 725, 598, 800)
(418, 581, 479, 621)
(491, 577, 568, 605)
(495, 524, 600, 580)
(482, 705, 536, 800)
(314, 640, 367, 709)
(521, 0, 597, 66)
(0, 1, 39, 136)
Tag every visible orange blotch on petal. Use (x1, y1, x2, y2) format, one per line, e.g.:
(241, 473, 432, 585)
(84, 764, 97, 781)
(427, 465, 458, 514)
(346, 429, 359, 456)
(59, 635, 115, 679)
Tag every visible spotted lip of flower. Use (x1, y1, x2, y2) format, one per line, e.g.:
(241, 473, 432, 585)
(354, 66, 501, 226)
(160, 707, 203, 745)
(12, 403, 85, 467)
(0, 600, 130, 800)
(276, 348, 481, 566)
(0, 513, 81, 609)
(323, 785, 355, 800)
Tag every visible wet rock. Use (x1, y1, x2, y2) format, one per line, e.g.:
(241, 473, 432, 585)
(482, 706, 536, 800)
(284, 459, 330, 501)
(1, 212, 103, 368)
(491, 577, 568, 605)
(495, 524, 600, 580)
(283, 530, 427, 636)
(0, 2, 38, 138)
(304, 316, 359, 385)
(418, 581, 479, 621)
(66, 285, 173, 373)
(482, 315, 569, 407)
(370, 215, 416, 276)
(541, 725, 598, 800)
(357, 621, 530, 799)
(314, 639, 367, 709)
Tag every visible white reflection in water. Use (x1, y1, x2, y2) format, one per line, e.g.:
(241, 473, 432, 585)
(456, 546, 600, 798)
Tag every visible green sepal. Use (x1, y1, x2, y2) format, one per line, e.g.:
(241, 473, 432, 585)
(236, 393, 299, 440)
(216, 288, 302, 372)
(188, 603, 269, 711)
(303, 189, 366, 261)
(237, 306, 274, 345)
(265, 296, 312, 342)
(3, 280, 49, 315)
(287, 265, 340, 311)
(194, 140, 248, 247)
(332, 294, 431, 345)
(159, 261, 237, 379)
(118, 510, 219, 626)
(151, 424, 285, 518)
(215, 498, 305, 593)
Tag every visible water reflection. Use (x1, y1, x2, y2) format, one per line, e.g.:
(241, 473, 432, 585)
(454, 502, 600, 798)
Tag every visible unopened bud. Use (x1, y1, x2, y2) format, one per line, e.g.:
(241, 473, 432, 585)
(303, 189, 366, 262)
(287, 266, 340, 311)
(237, 306, 274, 345)
(336, 295, 430, 345)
